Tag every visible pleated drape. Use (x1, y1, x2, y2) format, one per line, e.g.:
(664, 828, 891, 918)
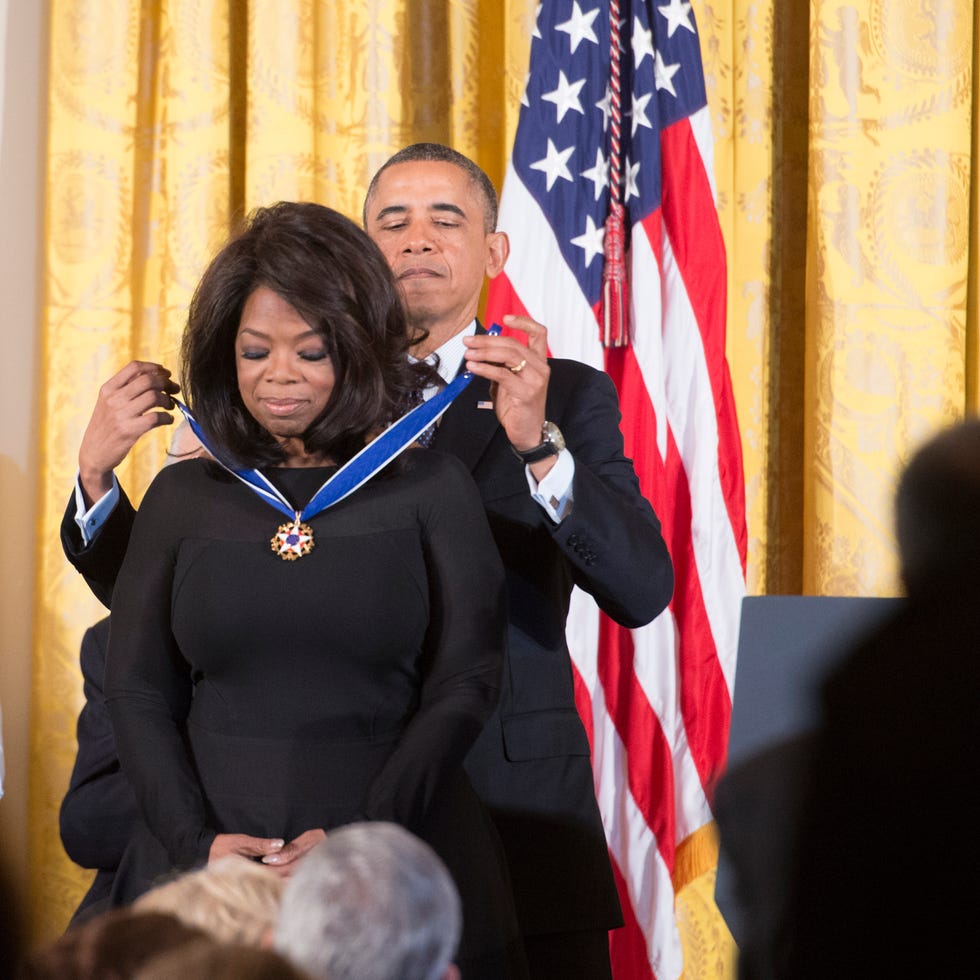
(31, 2, 980, 976)
(802, 0, 977, 596)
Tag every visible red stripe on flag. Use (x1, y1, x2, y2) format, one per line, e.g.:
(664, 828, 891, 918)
(484, 272, 530, 336)
(605, 343, 732, 799)
(571, 660, 596, 749)
(609, 851, 656, 980)
(657, 119, 747, 570)
(597, 614, 676, 868)
(604, 344, 666, 514)
(664, 425, 732, 799)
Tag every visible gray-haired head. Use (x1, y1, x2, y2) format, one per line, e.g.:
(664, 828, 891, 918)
(273, 822, 461, 980)
(363, 143, 499, 233)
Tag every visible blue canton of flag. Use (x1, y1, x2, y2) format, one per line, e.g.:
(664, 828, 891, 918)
(513, 0, 707, 308)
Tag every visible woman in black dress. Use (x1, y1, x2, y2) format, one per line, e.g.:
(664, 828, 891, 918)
(104, 202, 524, 977)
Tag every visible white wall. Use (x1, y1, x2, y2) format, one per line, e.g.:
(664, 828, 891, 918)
(0, 0, 46, 939)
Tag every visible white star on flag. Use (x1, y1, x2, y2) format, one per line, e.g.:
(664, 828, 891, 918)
(542, 70, 587, 123)
(532, 1, 543, 38)
(631, 15, 655, 68)
(654, 51, 681, 96)
(623, 156, 641, 202)
(631, 91, 653, 135)
(555, 1, 601, 53)
(529, 138, 575, 190)
(569, 214, 605, 267)
(580, 147, 609, 202)
(658, 0, 696, 37)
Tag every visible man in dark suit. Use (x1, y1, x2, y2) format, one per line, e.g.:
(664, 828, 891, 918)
(62, 144, 674, 976)
(59, 616, 139, 924)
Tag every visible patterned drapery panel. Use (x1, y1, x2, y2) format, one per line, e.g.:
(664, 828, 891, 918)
(804, 0, 976, 597)
(32, 2, 980, 977)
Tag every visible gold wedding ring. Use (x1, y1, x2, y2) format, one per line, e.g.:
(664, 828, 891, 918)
(509, 359, 527, 374)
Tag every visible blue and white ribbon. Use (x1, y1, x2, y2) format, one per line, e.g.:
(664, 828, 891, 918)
(175, 370, 473, 522)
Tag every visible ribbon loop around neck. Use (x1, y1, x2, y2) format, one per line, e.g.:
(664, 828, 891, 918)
(173, 369, 476, 523)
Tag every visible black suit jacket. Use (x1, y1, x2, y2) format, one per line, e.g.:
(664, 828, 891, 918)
(59, 616, 140, 924)
(60, 352, 673, 937)
(435, 356, 673, 934)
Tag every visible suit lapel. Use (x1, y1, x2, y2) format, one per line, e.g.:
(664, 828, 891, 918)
(432, 372, 499, 472)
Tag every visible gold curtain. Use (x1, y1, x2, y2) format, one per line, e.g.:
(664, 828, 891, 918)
(803, 0, 978, 596)
(30, 0, 980, 975)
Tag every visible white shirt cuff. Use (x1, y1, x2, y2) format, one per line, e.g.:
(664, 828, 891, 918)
(526, 449, 575, 523)
(74, 473, 120, 546)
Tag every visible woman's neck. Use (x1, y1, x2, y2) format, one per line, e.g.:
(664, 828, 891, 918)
(277, 437, 334, 468)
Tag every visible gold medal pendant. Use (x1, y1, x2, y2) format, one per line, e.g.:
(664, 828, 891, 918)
(271, 517, 315, 561)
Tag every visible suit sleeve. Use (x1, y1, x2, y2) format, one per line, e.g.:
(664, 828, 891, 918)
(104, 468, 214, 869)
(59, 616, 141, 871)
(60, 486, 137, 609)
(550, 363, 673, 627)
(362, 454, 506, 831)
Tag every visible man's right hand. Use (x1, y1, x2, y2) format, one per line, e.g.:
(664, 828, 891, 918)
(78, 360, 180, 508)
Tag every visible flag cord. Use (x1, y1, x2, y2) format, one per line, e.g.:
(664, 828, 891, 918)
(602, 0, 629, 348)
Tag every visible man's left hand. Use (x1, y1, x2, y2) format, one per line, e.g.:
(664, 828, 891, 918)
(464, 314, 554, 474)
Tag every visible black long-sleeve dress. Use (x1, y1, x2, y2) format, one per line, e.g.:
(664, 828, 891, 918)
(104, 449, 523, 975)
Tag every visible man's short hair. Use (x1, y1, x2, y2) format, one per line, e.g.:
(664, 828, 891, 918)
(364, 143, 499, 233)
(273, 822, 461, 980)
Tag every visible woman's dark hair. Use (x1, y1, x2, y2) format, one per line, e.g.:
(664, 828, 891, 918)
(181, 201, 426, 468)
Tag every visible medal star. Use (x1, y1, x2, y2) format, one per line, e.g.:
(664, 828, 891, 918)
(541, 70, 587, 124)
(272, 519, 314, 560)
(632, 16, 655, 69)
(654, 52, 682, 97)
(658, 0, 696, 37)
(530, 139, 576, 191)
(631, 91, 653, 135)
(580, 147, 609, 202)
(555, 2, 601, 54)
(570, 215, 605, 268)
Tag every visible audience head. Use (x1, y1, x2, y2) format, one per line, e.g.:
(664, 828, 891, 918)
(894, 415, 980, 594)
(776, 417, 980, 977)
(133, 937, 314, 980)
(134, 855, 284, 947)
(181, 201, 419, 469)
(18, 909, 207, 979)
(274, 821, 461, 980)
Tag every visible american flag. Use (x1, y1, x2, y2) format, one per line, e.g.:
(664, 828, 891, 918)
(485, 2, 747, 976)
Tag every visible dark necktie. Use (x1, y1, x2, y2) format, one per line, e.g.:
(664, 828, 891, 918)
(413, 381, 443, 448)
(417, 418, 437, 448)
